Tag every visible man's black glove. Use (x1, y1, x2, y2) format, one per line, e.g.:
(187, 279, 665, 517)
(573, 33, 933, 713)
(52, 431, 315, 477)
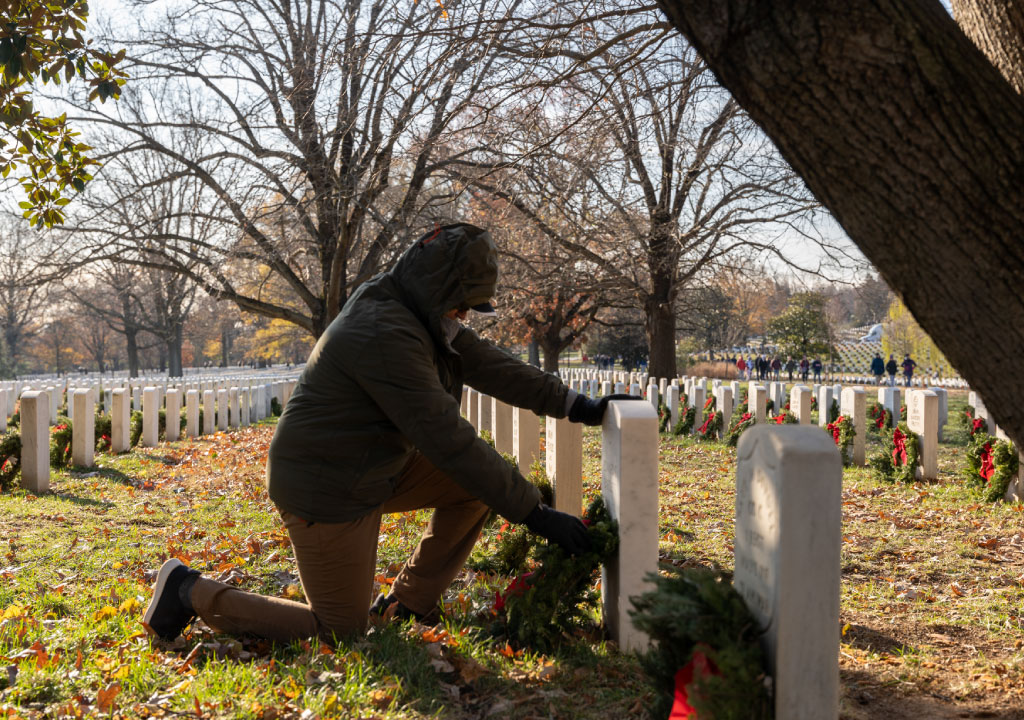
(567, 393, 639, 426)
(522, 503, 591, 555)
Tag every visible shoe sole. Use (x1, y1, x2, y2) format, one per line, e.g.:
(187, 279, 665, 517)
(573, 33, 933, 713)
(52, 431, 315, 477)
(143, 558, 185, 635)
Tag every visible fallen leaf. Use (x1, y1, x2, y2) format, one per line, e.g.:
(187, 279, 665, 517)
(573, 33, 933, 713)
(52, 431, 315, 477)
(455, 655, 487, 683)
(430, 658, 455, 673)
(97, 683, 120, 713)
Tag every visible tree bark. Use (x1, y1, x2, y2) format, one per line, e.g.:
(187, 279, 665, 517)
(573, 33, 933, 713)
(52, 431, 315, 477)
(220, 328, 231, 368)
(125, 329, 140, 378)
(541, 339, 561, 374)
(645, 297, 677, 382)
(952, 0, 1024, 94)
(167, 323, 184, 378)
(656, 0, 1024, 447)
(528, 341, 541, 368)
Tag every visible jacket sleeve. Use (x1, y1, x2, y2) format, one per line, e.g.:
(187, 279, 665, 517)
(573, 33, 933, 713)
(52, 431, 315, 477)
(453, 327, 571, 418)
(347, 322, 541, 522)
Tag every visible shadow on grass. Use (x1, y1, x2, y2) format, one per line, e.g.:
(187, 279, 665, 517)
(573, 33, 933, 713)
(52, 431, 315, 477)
(842, 623, 917, 655)
(350, 621, 639, 717)
(88, 466, 141, 487)
(46, 490, 112, 509)
(136, 451, 183, 465)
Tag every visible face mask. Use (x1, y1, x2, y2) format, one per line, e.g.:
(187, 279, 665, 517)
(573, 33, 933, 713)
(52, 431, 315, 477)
(440, 315, 461, 343)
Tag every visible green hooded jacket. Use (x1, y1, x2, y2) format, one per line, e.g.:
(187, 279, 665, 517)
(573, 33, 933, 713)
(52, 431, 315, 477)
(266, 224, 571, 524)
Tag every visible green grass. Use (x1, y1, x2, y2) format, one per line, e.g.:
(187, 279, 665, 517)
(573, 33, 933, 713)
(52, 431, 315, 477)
(1, 392, 1022, 718)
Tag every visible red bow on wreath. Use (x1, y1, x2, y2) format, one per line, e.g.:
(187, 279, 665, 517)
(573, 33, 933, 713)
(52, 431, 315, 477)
(980, 441, 995, 483)
(971, 418, 985, 435)
(493, 572, 534, 612)
(669, 649, 719, 719)
(828, 416, 845, 445)
(892, 427, 907, 467)
(775, 414, 787, 425)
(698, 416, 711, 435)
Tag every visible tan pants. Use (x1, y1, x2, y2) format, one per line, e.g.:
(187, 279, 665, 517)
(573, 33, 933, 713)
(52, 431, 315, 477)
(190, 452, 489, 642)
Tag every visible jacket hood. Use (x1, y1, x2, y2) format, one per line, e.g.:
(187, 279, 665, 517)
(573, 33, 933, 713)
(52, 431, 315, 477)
(390, 223, 498, 347)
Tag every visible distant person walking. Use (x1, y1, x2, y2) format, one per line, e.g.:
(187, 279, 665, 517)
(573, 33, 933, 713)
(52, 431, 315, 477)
(885, 354, 898, 386)
(785, 357, 796, 382)
(870, 354, 885, 385)
(902, 353, 917, 387)
(736, 356, 746, 379)
(811, 357, 823, 383)
(771, 357, 782, 380)
(799, 357, 810, 381)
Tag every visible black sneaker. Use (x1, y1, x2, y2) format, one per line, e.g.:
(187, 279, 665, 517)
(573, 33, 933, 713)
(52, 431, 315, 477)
(368, 593, 440, 624)
(143, 559, 199, 640)
(369, 592, 416, 621)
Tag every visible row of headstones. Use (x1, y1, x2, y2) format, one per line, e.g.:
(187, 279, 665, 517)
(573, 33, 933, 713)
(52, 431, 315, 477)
(462, 388, 585, 516)
(16, 380, 300, 493)
(624, 376, 953, 483)
(464, 387, 841, 718)
(838, 373, 968, 389)
(0, 376, 299, 428)
(559, 365, 969, 393)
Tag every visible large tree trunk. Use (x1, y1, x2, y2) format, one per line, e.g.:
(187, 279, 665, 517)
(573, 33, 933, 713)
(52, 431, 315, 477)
(125, 329, 140, 378)
(528, 341, 541, 368)
(167, 324, 184, 378)
(645, 298, 677, 381)
(540, 339, 561, 374)
(656, 0, 1024, 447)
(220, 329, 231, 368)
(952, 0, 1024, 93)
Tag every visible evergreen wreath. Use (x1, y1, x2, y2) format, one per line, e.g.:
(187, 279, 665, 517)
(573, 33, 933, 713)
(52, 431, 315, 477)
(772, 411, 798, 425)
(703, 395, 716, 413)
(50, 416, 73, 469)
(828, 399, 840, 425)
(900, 404, 907, 422)
(726, 413, 755, 448)
(94, 412, 112, 453)
(960, 408, 989, 438)
(130, 410, 144, 447)
(826, 415, 856, 466)
(492, 496, 619, 653)
(630, 568, 771, 720)
(469, 458, 553, 575)
(869, 422, 920, 484)
(962, 432, 988, 481)
(964, 434, 1019, 502)
(0, 432, 21, 491)
(867, 402, 892, 433)
(729, 401, 749, 428)
(271, 397, 283, 416)
(658, 400, 672, 433)
(674, 405, 697, 436)
(696, 410, 723, 441)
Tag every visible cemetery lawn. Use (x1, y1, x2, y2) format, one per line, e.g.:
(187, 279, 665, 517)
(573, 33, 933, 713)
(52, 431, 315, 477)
(0, 391, 1021, 719)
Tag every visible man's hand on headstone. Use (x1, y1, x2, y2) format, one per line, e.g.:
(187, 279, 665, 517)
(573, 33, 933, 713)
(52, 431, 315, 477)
(567, 393, 640, 426)
(521, 503, 591, 555)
